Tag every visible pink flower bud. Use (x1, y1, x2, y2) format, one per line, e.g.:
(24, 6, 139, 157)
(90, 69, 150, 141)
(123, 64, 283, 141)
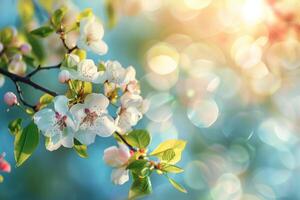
(4, 92, 18, 106)
(58, 70, 70, 83)
(20, 43, 32, 54)
(0, 153, 11, 173)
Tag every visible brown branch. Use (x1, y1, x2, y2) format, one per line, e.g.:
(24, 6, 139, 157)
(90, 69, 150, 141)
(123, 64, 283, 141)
(14, 82, 36, 110)
(27, 63, 61, 78)
(0, 67, 57, 97)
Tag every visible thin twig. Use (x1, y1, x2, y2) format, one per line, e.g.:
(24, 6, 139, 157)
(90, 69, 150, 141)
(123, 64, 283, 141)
(0, 68, 57, 97)
(59, 32, 78, 53)
(115, 132, 136, 152)
(14, 82, 36, 110)
(27, 63, 61, 78)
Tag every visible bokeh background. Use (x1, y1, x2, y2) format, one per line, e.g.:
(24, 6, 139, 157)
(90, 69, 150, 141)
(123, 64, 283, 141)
(1, 0, 300, 199)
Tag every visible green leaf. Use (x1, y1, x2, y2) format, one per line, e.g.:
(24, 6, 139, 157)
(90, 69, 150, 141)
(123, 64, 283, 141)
(168, 177, 187, 193)
(160, 163, 184, 174)
(30, 26, 54, 38)
(150, 139, 186, 164)
(129, 175, 152, 200)
(77, 8, 93, 21)
(38, 93, 54, 110)
(127, 159, 148, 172)
(51, 7, 67, 29)
(124, 130, 151, 149)
(73, 139, 88, 158)
(39, 93, 54, 104)
(23, 55, 36, 68)
(14, 121, 39, 167)
(8, 118, 22, 136)
(25, 32, 46, 62)
(162, 149, 176, 162)
(18, 0, 34, 24)
(0, 175, 3, 183)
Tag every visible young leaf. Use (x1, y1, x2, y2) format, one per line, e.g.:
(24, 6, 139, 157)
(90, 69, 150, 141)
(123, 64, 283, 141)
(77, 8, 93, 21)
(73, 139, 88, 158)
(124, 130, 151, 149)
(150, 139, 186, 164)
(51, 7, 67, 29)
(127, 159, 148, 171)
(14, 121, 39, 167)
(0, 175, 3, 183)
(129, 175, 152, 200)
(23, 55, 36, 68)
(160, 163, 184, 174)
(161, 149, 176, 162)
(8, 118, 22, 136)
(38, 93, 54, 110)
(30, 26, 54, 38)
(39, 93, 54, 104)
(25, 32, 46, 62)
(168, 177, 187, 193)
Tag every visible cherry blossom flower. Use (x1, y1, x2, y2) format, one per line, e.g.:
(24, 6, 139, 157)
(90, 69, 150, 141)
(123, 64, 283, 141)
(66, 59, 105, 83)
(103, 144, 131, 185)
(70, 93, 116, 145)
(33, 96, 76, 151)
(103, 61, 136, 86)
(0, 153, 11, 173)
(77, 16, 108, 55)
(116, 92, 149, 134)
(4, 92, 18, 106)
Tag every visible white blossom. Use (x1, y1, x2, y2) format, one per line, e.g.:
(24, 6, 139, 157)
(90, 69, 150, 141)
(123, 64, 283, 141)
(103, 61, 136, 86)
(103, 144, 131, 185)
(70, 93, 116, 145)
(116, 92, 149, 134)
(77, 16, 108, 55)
(66, 59, 105, 83)
(33, 96, 76, 151)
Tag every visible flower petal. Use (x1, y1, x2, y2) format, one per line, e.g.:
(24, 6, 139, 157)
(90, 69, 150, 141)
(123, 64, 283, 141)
(54, 95, 69, 114)
(94, 114, 116, 137)
(84, 93, 109, 113)
(111, 168, 129, 185)
(89, 40, 108, 55)
(74, 130, 96, 145)
(103, 146, 124, 167)
(33, 108, 55, 133)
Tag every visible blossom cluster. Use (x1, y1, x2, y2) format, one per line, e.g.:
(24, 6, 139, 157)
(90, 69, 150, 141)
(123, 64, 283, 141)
(1, 7, 186, 198)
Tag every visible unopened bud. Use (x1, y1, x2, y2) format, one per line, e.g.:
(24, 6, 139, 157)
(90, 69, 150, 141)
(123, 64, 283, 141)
(20, 43, 32, 54)
(58, 70, 70, 83)
(13, 54, 22, 61)
(4, 92, 18, 106)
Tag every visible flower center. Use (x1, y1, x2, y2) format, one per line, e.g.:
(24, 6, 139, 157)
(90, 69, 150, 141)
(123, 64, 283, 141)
(55, 112, 67, 131)
(82, 108, 98, 126)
